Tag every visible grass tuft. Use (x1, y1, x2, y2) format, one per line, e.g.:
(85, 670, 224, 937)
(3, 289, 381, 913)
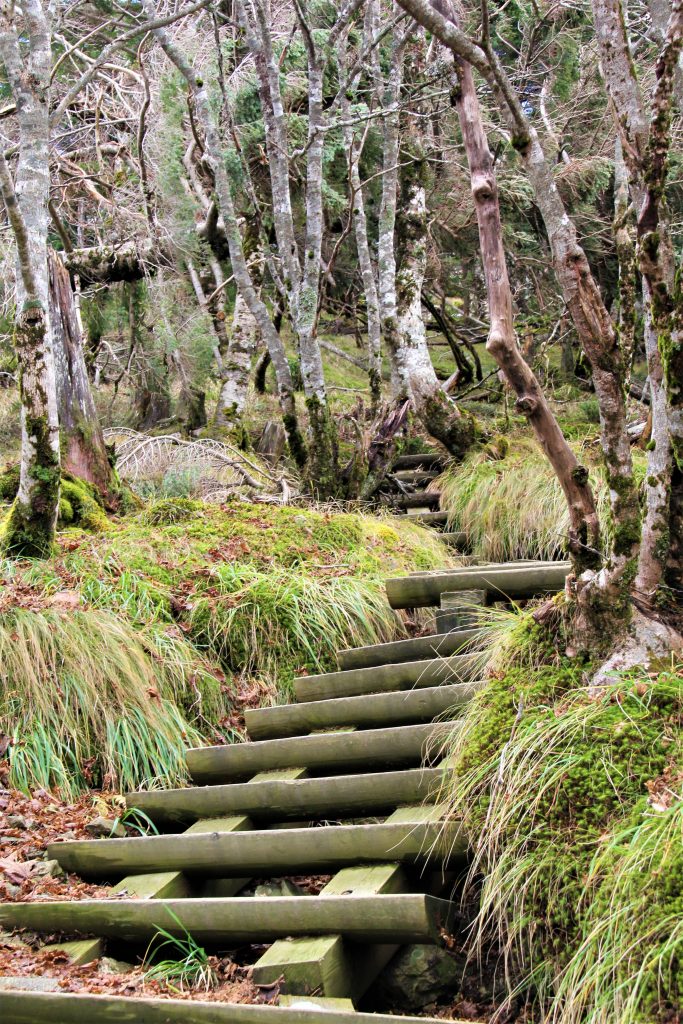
(0, 607, 228, 797)
(438, 613, 682, 1021)
(435, 437, 646, 561)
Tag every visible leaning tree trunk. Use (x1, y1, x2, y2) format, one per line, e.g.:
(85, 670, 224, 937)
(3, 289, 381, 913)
(0, 8, 60, 557)
(452, 58, 601, 574)
(48, 250, 117, 501)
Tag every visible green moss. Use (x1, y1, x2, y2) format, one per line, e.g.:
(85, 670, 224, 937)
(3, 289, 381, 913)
(143, 497, 203, 526)
(448, 630, 682, 1019)
(60, 476, 108, 533)
(0, 463, 19, 501)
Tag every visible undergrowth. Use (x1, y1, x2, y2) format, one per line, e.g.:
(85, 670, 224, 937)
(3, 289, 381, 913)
(441, 607, 682, 1023)
(435, 436, 647, 561)
(0, 501, 451, 794)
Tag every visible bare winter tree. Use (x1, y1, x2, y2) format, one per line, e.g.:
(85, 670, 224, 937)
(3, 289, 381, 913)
(395, 0, 682, 669)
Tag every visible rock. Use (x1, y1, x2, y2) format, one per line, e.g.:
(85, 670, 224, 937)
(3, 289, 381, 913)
(33, 859, 65, 879)
(98, 957, 134, 975)
(85, 816, 126, 838)
(6, 814, 29, 829)
(372, 944, 466, 1011)
(0, 977, 60, 992)
(253, 879, 305, 898)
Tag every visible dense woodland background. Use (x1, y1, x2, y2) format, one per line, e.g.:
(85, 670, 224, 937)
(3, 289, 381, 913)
(0, 1, 681, 1020)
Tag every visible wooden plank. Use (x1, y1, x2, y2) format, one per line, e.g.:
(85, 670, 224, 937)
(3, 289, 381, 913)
(48, 820, 464, 879)
(394, 453, 445, 469)
(245, 681, 482, 740)
(294, 656, 481, 703)
(386, 562, 571, 608)
(0, 991, 461, 1024)
(382, 491, 440, 509)
(40, 939, 102, 966)
(278, 996, 355, 1011)
(405, 510, 448, 524)
(126, 767, 444, 827)
(393, 470, 439, 484)
(252, 864, 409, 998)
(186, 722, 454, 784)
(337, 628, 479, 670)
(0, 894, 457, 945)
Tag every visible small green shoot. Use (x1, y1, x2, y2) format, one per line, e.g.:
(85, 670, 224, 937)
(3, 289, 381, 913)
(143, 909, 218, 992)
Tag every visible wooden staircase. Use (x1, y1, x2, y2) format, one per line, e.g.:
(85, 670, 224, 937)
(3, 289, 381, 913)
(381, 453, 465, 547)
(0, 560, 570, 1023)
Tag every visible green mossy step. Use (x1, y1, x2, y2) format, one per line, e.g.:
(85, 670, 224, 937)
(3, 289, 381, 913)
(245, 681, 482, 740)
(0, 991, 462, 1024)
(337, 627, 479, 671)
(48, 820, 464, 879)
(386, 562, 571, 608)
(293, 655, 481, 703)
(0, 894, 457, 946)
(126, 767, 444, 827)
(186, 722, 455, 785)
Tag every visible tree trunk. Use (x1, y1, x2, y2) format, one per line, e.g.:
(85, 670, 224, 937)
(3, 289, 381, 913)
(0, 7, 61, 557)
(48, 250, 116, 501)
(452, 58, 601, 572)
(143, 0, 306, 469)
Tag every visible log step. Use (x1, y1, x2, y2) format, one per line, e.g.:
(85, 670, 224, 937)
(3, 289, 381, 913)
(293, 654, 481, 703)
(48, 820, 463, 880)
(245, 681, 481, 740)
(393, 470, 439, 484)
(126, 767, 444, 827)
(393, 453, 445, 470)
(0, 990, 459, 1024)
(187, 722, 455, 785)
(383, 491, 440, 510)
(386, 562, 571, 608)
(337, 627, 479, 671)
(0, 894, 457, 946)
(405, 510, 448, 524)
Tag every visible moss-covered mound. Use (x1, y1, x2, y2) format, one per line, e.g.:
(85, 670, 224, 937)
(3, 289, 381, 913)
(0, 500, 452, 795)
(444, 614, 682, 1023)
(0, 465, 108, 533)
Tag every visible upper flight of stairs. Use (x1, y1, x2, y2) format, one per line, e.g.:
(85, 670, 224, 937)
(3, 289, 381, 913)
(380, 453, 466, 547)
(0, 558, 570, 1024)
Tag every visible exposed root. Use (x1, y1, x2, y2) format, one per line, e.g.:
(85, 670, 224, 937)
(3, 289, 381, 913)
(590, 606, 683, 688)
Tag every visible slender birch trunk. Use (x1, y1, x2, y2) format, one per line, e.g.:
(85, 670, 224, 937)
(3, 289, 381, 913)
(143, 0, 306, 469)
(452, 58, 601, 574)
(0, 2, 60, 557)
(339, 22, 382, 404)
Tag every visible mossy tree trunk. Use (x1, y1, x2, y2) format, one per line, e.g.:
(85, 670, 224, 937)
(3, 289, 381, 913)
(48, 250, 117, 503)
(373, 22, 472, 459)
(0, 4, 61, 558)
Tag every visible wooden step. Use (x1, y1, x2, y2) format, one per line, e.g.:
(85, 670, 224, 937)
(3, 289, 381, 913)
(0, 894, 457, 946)
(382, 491, 440, 510)
(0, 990, 458, 1024)
(48, 819, 463, 879)
(440, 532, 467, 546)
(245, 681, 481, 740)
(294, 654, 481, 702)
(187, 722, 454, 784)
(386, 561, 571, 608)
(337, 627, 479, 671)
(393, 453, 445, 470)
(405, 510, 448, 524)
(393, 470, 439, 484)
(127, 767, 444, 827)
